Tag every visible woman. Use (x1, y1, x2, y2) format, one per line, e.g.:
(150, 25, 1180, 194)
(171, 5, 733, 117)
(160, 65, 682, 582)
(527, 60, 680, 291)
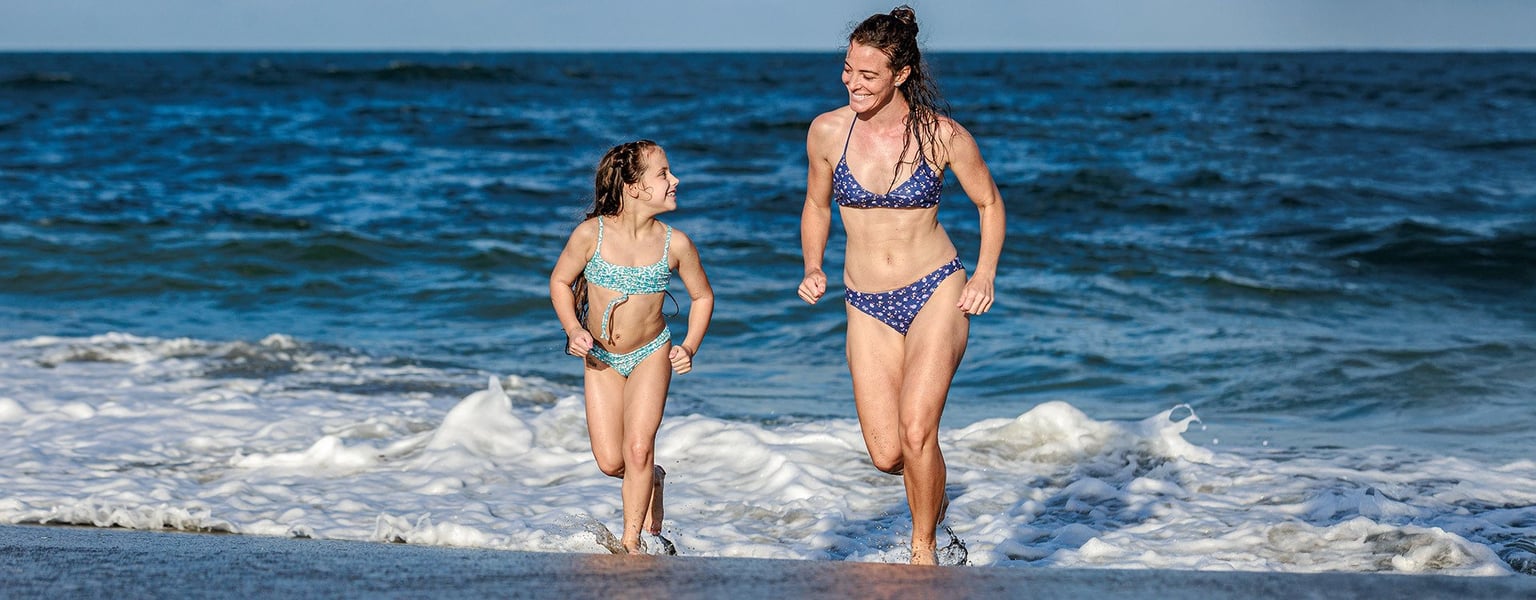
(797, 5, 1005, 565)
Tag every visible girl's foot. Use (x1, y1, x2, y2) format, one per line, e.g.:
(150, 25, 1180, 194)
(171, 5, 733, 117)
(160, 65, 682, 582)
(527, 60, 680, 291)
(622, 536, 646, 555)
(645, 465, 666, 535)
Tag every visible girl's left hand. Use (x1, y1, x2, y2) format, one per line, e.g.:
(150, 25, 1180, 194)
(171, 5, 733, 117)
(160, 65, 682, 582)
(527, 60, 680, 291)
(957, 276, 995, 315)
(669, 346, 694, 374)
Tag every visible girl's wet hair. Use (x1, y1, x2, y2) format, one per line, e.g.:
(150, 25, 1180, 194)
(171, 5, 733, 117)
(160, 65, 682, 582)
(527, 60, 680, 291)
(588, 139, 660, 219)
(849, 5, 951, 183)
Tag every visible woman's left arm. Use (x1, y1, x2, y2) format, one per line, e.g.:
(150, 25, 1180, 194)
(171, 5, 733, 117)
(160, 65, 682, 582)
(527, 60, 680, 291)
(945, 120, 1006, 316)
(669, 230, 715, 374)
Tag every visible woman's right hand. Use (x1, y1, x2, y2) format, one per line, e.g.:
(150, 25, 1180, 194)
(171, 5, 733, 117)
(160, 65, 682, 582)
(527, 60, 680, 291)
(798, 268, 827, 305)
(565, 328, 594, 357)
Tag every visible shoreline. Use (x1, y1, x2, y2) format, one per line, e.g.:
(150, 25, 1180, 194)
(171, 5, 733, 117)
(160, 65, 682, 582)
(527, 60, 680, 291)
(3, 523, 1532, 599)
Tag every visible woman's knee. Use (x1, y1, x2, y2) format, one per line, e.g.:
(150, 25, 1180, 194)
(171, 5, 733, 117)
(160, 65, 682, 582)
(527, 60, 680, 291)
(870, 449, 904, 474)
(900, 421, 940, 455)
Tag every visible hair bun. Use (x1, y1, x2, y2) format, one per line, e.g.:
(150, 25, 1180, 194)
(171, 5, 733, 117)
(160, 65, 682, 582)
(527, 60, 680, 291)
(889, 5, 918, 28)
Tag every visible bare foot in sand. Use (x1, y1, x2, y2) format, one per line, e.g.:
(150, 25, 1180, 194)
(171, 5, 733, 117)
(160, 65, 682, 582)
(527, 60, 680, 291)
(645, 465, 666, 535)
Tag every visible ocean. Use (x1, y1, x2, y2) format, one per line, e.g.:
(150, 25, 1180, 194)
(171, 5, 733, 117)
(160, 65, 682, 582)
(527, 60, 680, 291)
(1, 51, 1533, 572)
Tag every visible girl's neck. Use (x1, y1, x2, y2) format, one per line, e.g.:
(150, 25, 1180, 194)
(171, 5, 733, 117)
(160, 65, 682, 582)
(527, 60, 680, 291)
(604, 211, 658, 235)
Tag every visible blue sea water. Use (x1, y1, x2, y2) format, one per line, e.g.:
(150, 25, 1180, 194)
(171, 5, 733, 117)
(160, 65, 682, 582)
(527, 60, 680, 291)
(1, 52, 1534, 571)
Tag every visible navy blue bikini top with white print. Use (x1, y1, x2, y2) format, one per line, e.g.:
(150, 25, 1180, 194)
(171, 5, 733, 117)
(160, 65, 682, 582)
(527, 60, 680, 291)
(831, 118, 942, 209)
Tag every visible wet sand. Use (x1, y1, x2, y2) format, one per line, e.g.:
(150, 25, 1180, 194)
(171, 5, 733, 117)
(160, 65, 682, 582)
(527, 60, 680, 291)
(1, 523, 1531, 599)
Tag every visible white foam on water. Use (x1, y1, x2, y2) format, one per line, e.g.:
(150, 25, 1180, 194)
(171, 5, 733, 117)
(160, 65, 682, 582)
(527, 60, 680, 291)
(1, 333, 1532, 573)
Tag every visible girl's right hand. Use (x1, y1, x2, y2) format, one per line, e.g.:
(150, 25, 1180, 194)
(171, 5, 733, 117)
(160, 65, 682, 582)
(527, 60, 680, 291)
(566, 328, 594, 357)
(798, 269, 827, 305)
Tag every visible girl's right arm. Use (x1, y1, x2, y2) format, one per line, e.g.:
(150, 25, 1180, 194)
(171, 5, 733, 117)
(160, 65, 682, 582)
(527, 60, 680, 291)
(668, 230, 713, 375)
(550, 220, 596, 356)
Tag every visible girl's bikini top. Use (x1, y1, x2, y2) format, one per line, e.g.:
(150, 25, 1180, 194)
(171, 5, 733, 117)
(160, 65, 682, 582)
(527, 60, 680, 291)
(583, 216, 671, 339)
(832, 118, 943, 209)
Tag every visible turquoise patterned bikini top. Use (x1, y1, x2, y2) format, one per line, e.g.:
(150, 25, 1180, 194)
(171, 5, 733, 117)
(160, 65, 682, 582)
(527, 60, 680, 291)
(583, 216, 671, 340)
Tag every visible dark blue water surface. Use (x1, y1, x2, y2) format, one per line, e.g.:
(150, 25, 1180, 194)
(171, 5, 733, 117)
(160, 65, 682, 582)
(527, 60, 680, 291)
(3, 52, 1535, 456)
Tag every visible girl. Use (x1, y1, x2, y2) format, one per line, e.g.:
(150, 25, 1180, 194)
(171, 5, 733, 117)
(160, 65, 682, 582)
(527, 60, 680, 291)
(549, 140, 714, 555)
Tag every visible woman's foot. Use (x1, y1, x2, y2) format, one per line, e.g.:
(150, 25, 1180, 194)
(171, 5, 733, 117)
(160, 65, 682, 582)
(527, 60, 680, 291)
(644, 465, 666, 535)
(910, 494, 951, 566)
(910, 542, 938, 566)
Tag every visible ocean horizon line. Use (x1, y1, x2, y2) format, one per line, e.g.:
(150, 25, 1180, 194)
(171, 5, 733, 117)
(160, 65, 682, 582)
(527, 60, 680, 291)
(2, 46, 1535, 55)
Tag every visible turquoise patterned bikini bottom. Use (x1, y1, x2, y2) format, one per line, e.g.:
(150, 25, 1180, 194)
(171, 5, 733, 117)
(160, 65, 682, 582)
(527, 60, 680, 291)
(589, 327, 671, 377)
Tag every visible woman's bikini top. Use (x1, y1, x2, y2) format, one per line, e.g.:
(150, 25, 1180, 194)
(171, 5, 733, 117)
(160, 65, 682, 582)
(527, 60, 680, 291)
(832, 118, 943, 209)
(583, 216, 671, 340)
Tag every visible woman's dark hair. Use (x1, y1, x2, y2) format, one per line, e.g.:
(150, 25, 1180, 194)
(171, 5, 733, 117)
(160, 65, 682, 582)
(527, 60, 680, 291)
(588, 139, 660, 219)
(849, 5, 950, 186)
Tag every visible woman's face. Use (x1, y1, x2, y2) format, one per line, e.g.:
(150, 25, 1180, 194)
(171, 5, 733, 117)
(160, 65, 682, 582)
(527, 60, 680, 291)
(842, 41, 910, 114)
(627, 147, 678, 211)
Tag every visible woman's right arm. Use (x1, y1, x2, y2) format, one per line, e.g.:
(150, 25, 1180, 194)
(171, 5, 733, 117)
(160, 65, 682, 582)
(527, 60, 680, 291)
(550, 220, 596, 356)
(799, 113, 839, 305)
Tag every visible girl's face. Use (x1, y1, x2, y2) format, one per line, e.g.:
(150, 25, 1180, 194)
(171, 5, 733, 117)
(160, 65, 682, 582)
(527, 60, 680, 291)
(842, 42, 910, 114)
(626, 147, 679, 211)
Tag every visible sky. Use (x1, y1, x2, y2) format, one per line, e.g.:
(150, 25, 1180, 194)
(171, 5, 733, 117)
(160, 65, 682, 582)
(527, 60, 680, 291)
(2, 0, 1534, 51)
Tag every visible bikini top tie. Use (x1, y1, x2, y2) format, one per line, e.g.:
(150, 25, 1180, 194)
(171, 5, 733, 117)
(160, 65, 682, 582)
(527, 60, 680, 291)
(582, 216, 671, 340)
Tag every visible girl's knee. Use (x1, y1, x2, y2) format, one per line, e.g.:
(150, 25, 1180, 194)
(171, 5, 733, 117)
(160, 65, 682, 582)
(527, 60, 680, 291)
(596, 458, 625, 478)
(623, 440, 655, 468)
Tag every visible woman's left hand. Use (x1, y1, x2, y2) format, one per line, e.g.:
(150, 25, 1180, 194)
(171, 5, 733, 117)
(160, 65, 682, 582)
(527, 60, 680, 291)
(957, 276, 995, 315)
(669, 345, 694, 374)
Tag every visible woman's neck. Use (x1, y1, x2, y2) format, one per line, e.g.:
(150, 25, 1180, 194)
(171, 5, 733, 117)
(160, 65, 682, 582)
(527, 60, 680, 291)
(857, 91, 911, 129)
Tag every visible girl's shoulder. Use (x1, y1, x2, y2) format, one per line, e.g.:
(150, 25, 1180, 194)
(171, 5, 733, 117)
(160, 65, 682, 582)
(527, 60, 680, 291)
(570, 216, 601, 237)
(658, 221, 698, 253)
(563, 217, 602, 253)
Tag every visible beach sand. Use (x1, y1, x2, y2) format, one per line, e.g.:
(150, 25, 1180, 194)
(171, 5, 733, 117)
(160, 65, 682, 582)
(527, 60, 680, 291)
(2, 523, 1531, 599)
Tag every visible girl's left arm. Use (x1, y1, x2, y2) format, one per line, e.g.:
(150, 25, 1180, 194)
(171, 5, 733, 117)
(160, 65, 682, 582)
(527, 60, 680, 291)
(945, 119, 1006, 316)
(669, 230, 714, 374)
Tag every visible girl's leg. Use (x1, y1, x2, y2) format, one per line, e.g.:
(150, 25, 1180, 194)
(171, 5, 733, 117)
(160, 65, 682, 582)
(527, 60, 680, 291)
(616, 343, 673, 553)
(896, 272, 969, 565)
(585, 363, 630, 479)
(647, 465, 666, 536)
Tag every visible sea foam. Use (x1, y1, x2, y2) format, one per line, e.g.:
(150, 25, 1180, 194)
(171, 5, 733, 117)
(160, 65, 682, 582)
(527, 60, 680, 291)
(0, 333, 1531, 573)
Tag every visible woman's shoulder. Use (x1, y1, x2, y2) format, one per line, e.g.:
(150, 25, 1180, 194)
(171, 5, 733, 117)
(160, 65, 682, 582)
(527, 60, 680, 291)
(807, 108, 853, 155)
(808, 108, 853, 136)
(928, 115, 979, 163)
(930, 113, 970, 139)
